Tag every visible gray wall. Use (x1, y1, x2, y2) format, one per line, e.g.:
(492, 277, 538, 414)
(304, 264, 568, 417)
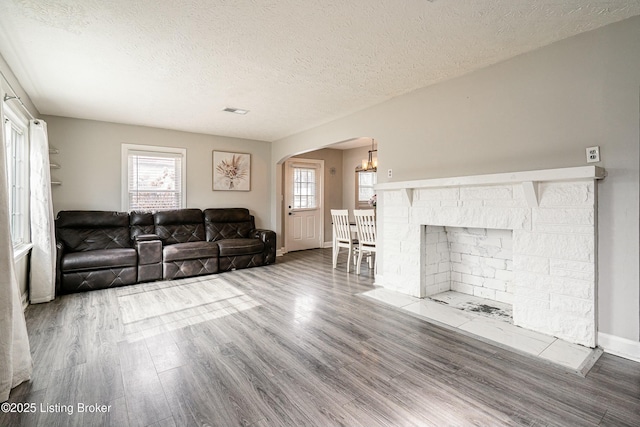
(46, 116, 272, 229)
(272, 17, 640, 343)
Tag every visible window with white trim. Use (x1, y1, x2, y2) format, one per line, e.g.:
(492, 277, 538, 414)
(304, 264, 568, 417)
(3, 105, 29, 247)
(122, 144, 186, 211)
(356, 171, 376, 208)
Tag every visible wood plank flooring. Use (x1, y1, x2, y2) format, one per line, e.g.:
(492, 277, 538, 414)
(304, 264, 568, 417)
(3, 248, 640, 426)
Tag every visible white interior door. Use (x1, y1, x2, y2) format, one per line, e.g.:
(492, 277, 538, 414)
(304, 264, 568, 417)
(284, 158, 323, 252)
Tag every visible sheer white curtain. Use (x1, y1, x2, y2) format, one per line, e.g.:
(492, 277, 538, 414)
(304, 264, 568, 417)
(0, 98, 32, 402)
(29, 119, 55, 303)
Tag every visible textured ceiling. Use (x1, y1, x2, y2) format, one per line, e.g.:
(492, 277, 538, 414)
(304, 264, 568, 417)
(1, 1, 639, 142)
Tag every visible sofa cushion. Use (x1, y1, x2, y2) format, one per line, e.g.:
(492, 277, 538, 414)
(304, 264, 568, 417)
(219, 253, 265, 272)
(61, 267, 137, 293)
(56, 211, 132, 251)
(61, 248, 137, 272)
(155, 209, 205, 244)
(130, 211, 155, 240)
(163, 258, 218, 280)
(216, 238, 264, 257)
(57, 210, 130, 229)
(163, 241, 219, 262)
(204, 208, 255, 241)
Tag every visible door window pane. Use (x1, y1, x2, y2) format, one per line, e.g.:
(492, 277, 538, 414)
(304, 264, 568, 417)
(293, 167, 316, 209)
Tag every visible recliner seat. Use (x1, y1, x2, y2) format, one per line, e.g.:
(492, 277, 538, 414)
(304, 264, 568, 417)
(154, 209, 219, 280)
(204, 208, 274, 271)
(55, 211, 137, 293)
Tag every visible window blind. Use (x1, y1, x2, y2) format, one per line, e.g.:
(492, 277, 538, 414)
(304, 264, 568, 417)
(127, 150, 183, 211)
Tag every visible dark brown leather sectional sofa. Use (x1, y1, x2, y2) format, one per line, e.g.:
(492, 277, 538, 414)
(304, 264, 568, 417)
(55, 208, 276, 294)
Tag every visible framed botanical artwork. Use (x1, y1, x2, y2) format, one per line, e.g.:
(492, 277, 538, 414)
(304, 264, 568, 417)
(213, 151, 251, 191)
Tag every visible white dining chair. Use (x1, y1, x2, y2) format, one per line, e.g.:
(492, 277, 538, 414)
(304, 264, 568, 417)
(353, 209, 377, 275)
(331, 209, 357, 272)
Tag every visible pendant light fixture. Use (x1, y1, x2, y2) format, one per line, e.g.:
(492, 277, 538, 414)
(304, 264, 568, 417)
(357, 138, 377, 172)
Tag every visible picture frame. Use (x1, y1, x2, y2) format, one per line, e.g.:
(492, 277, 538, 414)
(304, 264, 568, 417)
(212, 151, 251, 191)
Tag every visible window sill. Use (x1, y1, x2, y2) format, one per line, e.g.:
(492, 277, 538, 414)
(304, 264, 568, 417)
(13, 243, 33, 262)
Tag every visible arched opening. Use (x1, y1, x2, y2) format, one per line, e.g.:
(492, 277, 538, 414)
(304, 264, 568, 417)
(275, 137, 380, 255)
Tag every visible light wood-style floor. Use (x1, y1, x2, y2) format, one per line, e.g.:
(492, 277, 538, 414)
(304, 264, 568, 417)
(3, 249, 640, 426)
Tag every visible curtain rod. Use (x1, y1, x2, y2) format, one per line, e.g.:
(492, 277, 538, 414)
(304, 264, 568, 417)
(0, 68, 36, 121)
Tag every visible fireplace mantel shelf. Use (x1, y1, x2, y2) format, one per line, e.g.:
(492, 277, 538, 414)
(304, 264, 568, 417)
(375, 166, 605, 192)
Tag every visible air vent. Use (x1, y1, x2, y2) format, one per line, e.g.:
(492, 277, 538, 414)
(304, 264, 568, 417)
(223, 107, 249, 115)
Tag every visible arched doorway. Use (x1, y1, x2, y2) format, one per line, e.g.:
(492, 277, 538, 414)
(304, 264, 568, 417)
(276, 137, 379, 255)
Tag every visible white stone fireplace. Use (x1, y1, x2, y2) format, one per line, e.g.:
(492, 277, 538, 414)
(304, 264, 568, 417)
(376, 166, 605, 348)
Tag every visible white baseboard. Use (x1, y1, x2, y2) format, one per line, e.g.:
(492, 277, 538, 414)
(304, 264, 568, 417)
(598, 332, 640, 363)
(374, 274, 383, 287)
(30, 295, 54, 304)
(21, 291, 28, 311)
(279, 244, 332, 254)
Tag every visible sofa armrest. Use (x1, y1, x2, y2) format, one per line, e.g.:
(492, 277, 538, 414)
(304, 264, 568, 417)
(134, 234, 163, 283)
(134, 235, 162, 265)
(134, 233, 160, 243)
(252, 229, 276, 264)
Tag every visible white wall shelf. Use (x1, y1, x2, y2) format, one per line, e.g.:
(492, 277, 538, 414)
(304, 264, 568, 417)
(375, 166, 606, 191)
(49, 146, 61, 185)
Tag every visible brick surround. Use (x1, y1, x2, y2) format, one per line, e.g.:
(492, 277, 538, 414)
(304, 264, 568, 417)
(376, 167, 605, 347)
